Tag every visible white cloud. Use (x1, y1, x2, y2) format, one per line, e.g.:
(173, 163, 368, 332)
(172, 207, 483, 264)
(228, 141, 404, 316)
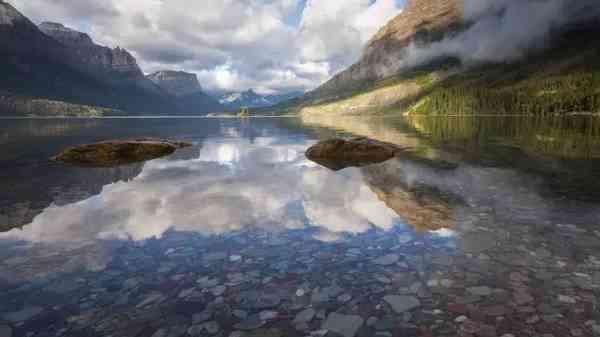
(298, 0, 401, 69)
(354, 0, 401, 41)
(7, 0, 403, 94)
(302, 168, 398, 234)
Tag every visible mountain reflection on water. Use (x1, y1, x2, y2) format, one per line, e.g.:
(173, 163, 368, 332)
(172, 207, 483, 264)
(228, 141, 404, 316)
(0, 116, 600, 337)
(302, 114, 600, 200)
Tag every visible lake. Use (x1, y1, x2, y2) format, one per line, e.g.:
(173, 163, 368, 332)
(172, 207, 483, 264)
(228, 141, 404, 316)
(1, 116, 600, 337)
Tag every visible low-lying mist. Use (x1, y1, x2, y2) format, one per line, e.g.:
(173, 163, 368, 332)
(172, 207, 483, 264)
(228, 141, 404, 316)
(399, 0, 600, 70)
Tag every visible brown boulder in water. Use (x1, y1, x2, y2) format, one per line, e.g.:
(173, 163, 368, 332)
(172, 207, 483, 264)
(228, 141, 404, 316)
(52, 138, 192, 167)
(306, 137, 405, 170)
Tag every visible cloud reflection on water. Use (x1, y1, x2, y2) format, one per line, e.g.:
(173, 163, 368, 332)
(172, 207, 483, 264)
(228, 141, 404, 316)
(1, 136, 404, 244)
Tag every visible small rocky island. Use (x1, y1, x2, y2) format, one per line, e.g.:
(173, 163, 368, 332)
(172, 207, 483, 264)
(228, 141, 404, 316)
(305, 137, 405, 170)
(52, 138, 192, 167)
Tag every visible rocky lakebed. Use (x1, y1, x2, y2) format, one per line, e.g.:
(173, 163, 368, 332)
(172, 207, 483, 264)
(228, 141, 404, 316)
(1, 215, 600, 337)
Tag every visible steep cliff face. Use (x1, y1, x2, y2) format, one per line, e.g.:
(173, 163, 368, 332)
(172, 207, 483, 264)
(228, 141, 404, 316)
(0, 2, 178, 115)
(39, 22, 144, 80)
(0, 2, 109, 106)
(0, 0, 31, 31)
(311, 0, 463, 99)
(367, 0, 462, 54)
(38, 22, 94, 46)
(0, 1, 64, 56)
(147, 70, 203, 96)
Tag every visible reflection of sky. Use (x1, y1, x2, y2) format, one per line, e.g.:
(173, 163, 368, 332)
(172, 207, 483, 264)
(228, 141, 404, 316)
(0, 135, 406, 245)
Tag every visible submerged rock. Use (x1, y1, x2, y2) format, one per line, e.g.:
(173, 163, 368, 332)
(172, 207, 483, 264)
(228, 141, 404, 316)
(383, 295, 420, 313)
(461, 232, 497, 253)
(52, 138, 192, 167)
(373, 254, 400, 266)
(240, 328, 283, 337)
(234, 315, 265, 330)
(466, 286, 493, 297)
(306, 137, 404, 170)
(322, 313, 364, 337)
(293, 308, 316, 324)
(259, 310, 278, 321)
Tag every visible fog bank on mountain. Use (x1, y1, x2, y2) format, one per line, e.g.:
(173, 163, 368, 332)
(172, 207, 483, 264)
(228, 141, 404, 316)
(402, 0, 600, 69)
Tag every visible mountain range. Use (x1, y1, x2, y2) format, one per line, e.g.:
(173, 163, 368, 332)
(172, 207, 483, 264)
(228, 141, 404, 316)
(218, 89, 303, 110)
(0, 1, 175, 116)
(0, 1, 288, 116)
(2, 0, 600, 117)
(288, 0, 600, 117)
(0, 1, 305, 116)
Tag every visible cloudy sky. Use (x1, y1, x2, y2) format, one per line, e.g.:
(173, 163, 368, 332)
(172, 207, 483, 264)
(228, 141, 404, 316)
(9, 0, 405, 94)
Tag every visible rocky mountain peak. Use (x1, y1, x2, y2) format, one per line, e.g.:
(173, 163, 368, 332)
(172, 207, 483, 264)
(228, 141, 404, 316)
(0, 1, 35, 29)
(0, 2, 188, 115)
(107, 47, 142, 75)
(37, 22, 143, 79)
(147, 71, 203, 97)
(310, 0, 463, 99)
(39, 22, 94, 46)
(1, 2, 64, 57)
(367, 0, 462, 52)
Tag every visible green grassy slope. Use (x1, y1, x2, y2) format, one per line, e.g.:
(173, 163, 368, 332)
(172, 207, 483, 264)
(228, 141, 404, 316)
(410, 30, 600, 115)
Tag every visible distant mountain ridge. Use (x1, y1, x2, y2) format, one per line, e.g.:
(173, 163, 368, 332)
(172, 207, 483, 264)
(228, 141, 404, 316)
(219, 89, 303, 110)
(147, 70, 224, 114)
(147, 71, 203, 96)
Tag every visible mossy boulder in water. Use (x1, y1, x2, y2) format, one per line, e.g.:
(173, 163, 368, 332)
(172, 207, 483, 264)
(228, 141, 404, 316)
(52, 138, 192, 167)
(306, 137, 405, 170)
